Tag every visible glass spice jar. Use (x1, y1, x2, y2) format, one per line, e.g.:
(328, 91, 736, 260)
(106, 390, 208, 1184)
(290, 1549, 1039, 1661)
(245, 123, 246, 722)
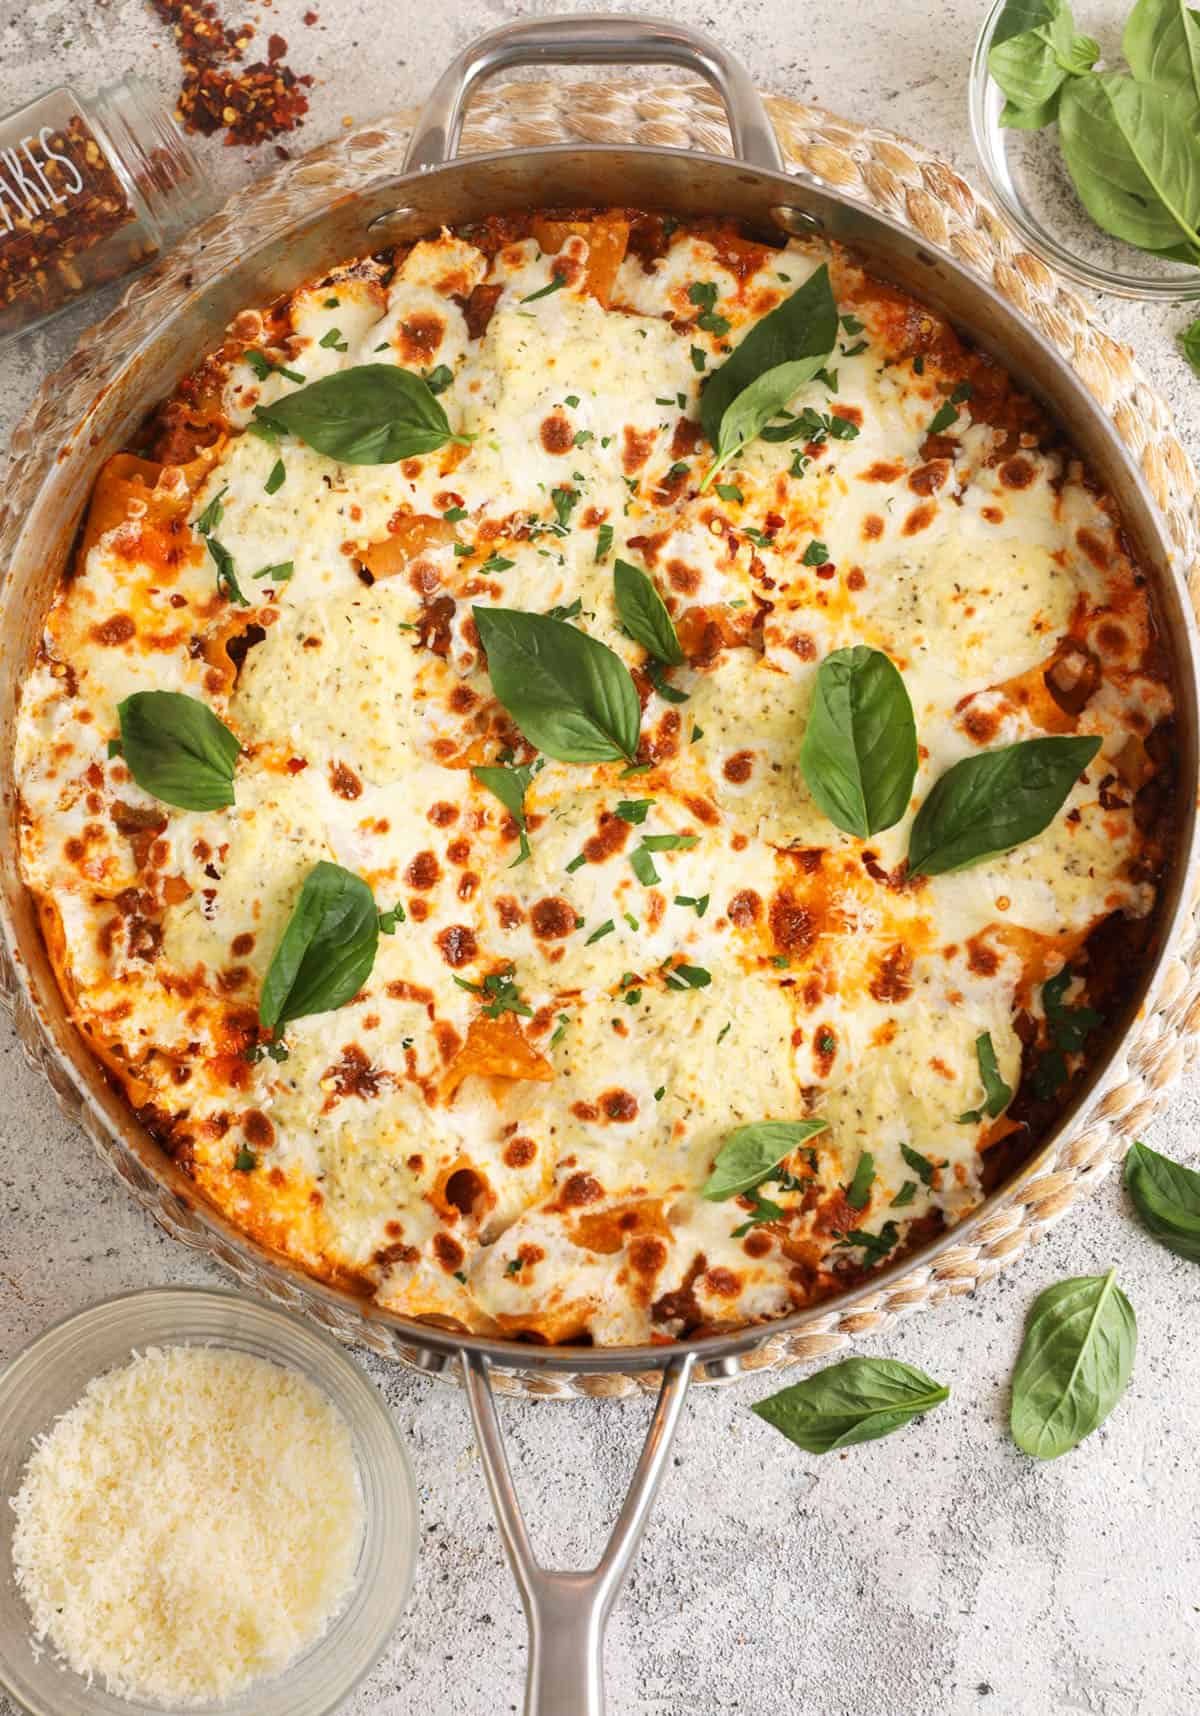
(0, 77, 217, 345)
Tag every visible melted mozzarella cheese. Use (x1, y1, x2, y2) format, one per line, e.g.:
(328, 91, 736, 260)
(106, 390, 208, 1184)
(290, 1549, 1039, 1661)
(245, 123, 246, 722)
(14, 217, 1173, 1345)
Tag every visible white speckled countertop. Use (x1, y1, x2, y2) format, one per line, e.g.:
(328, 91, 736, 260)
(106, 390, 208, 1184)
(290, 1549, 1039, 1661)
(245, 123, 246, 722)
(2, 3, 1200, 1712)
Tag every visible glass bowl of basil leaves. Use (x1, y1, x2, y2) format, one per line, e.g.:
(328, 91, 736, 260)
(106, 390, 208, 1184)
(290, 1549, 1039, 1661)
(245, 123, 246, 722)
(970, 0, 1200, 298)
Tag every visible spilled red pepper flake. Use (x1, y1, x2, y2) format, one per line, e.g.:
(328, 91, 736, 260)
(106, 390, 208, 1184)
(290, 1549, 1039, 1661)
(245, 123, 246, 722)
(147, 0, 311, 147)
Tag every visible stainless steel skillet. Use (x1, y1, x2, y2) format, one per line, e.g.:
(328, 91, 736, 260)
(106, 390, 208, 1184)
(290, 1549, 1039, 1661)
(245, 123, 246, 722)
(0, 16, 1196, 1714)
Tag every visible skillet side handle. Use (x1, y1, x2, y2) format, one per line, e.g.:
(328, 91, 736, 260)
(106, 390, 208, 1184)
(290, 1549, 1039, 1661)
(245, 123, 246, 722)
(461, 1349, 696, 1716)
(403, 14, 784, 176)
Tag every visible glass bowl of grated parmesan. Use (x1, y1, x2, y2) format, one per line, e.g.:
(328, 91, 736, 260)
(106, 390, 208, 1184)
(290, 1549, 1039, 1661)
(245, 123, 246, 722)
(0, 1288, 418, 1716)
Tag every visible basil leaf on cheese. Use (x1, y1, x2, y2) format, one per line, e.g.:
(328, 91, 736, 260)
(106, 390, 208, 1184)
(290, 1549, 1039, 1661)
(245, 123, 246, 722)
(1009, 1270, 1136, 1458)
(473, 606, 641, 764)
(958, 1031, 1013, 1123)
(259, 861, 379, 1032)
(255, 364, 471, 465)
(117, 691, 240, 812)
(907, 734, 1101, 877)
(1125, 1139, 1200, 1261)
(701, 1118, 828, 1200)
(752, 1356, 950, 1455)
(700, 265, 839, 452)
(613, 559, 684, 667)
(800, 646, 917, 837)
(472, 758, 542, 865)
(702, 356, 832, 489)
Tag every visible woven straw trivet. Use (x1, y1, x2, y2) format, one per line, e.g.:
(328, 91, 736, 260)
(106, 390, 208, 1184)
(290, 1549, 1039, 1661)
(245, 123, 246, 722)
(5, 78, 1200, 1399)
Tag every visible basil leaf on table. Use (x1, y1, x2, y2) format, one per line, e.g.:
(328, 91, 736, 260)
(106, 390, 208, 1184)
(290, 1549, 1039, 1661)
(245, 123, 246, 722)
(907, 734, 1101, 877)
(259, 860, 380, 1032)
(753, 1357, 950, 1455)
(1058, 73, 1200, 261)
(116, 691, 240, 812)
(701, 1118, 829, 1200)
(473, 606, 641, 764)
(1123, 0, 1200, 107)
(1125, 1139, 1200, 1261)
(800, 646, 917, 838)
(472, 758, 541, 865)
(255, 364, 471, 464)
(699, 266, 838, 445)
(1180, 316, 1200, 375)
(1009, 1270, 1136, 1459)
(613, 559, 684, 666)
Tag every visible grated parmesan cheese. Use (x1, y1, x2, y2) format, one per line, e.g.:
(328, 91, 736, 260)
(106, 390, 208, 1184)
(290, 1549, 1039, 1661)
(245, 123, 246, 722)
(10, 1344, 364, 1705)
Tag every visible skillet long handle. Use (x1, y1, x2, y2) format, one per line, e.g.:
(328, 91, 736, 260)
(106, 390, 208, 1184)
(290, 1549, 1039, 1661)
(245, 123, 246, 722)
(403, 14, 784, 176)
(461, 1349, 696, 1716)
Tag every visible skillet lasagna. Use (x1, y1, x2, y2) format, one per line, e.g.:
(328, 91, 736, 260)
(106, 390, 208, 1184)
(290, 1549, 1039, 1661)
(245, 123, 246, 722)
(15, 210, 1176, 1345)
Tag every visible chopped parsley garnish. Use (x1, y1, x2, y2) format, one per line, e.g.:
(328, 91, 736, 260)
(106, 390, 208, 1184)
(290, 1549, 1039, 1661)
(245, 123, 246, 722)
(264, 459, 286, 495)
(687, 280, 730, 335)
(546, 597, 582, 621)
(674, 892, 709, 917)
(900, 1143, 936, 1185)
(958, 1031, 1012, 1124)
(585, 919, 615, 945)
(244, 348, 304, 384)
(641, 833, 699, 852)
(234, 1145, 257, 1172)
(802, 539, 829, 566)
(193, 486, 228, 536)
(565, 394, 580, 408)
(663, 961, 711, 991)
(521, 271, 569, 303)
(835, 1222, 899, 1262)
(574, 429, 593, 447)
(717, 1022, 731, 1044)
(595, 523, 614, 562)
(251, 561, 294, 584)
(319, 327, 349, 352)
(629, 845, 659, 886)
(206, 537, 249, 607)
(323, 296, 340, 308)
(615, 798, 654, 824)
(378, 900, 406, 934)
(549, 1012, 570, 1048)
(551, 487, 578, 530)
(846, 1151, 875, 1210)
(732, 1188, 788, 1236)
(454, 965, 532, 1019)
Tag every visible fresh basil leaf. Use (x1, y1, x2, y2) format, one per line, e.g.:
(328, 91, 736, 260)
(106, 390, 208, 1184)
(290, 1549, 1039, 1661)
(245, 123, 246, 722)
(836, 1222, 900, 1263)
(473, 605, 640, 764)
(1058, 73, 1200, 260)
(989, 0, 1092, 115)
(1123, 0, 1200, 106)
(472, 758, 541, 865)
(193, 484, 227, 536)
(1124, 1139, 1200, 1261)
(259, 860, 379, 1031)
(206, 537, 250, 607)
(614, 559, 684, 667)
(264, 459, 286, 495)
(891, 1180, 919, 1207)
(1042, 967, 1100, 1053)
(908, 734, 1101, 877)
(1180, 314, 1200, 375)
(699, 266, 839, 453)
(701, 1118, 829, 1200)
(958, 1031, 1013, 1124)
(1000, 89, 1065, 128)
(629, 844, 660, 886)
(257, 364, 471, 465)
(595, 523, 614, 562)
(116, 691, 240, 812)
(1009, 1270, 1136, 1458)
(753, 1356, 949, 1455)
(702, 356, 832, 488)
(663, 962, 711, 991)
(800, 646, 917, 839)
